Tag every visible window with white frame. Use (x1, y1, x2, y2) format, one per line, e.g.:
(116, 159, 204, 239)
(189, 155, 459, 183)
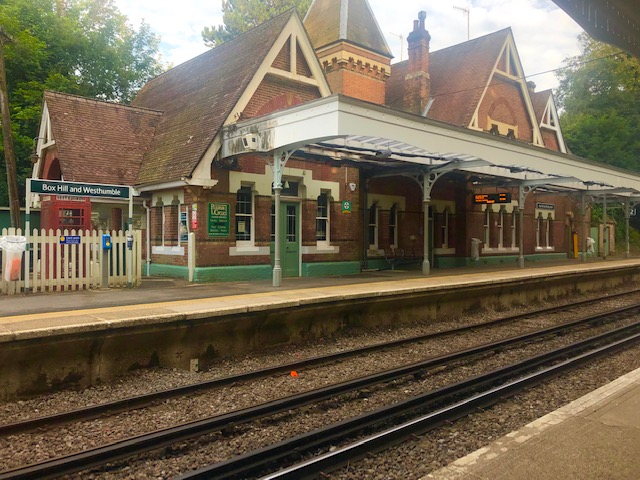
(235, 186, 253, 242)
(178, 205, 189, 246)
(511, 211, 517, 248)
(545, 213, 552, 248)
(440, 208, 449, 248)
(368, 203, 378, 249)
(536, 213, 543, 248)
(316, 193, 329, 242)
(483, 207, 491, 246)
(389, 205, 398, 248)
(498, 207, 505, 248)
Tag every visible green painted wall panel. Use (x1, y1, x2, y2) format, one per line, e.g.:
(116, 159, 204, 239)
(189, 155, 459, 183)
(302, 262, 361, 277)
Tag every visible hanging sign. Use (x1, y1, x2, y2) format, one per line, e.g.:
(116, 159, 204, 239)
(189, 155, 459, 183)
(208, 202, 230, 237)
(473, 193, 511, 204)
(536, 202, 555, 210)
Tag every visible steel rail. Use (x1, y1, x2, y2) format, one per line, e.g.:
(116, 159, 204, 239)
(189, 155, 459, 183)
(1, 307, 638, 479)
(2, 292, 638, 438)
(179, 322, 640, 480)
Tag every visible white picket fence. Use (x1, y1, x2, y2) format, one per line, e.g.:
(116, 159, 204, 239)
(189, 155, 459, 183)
(0, 228, 142, 295)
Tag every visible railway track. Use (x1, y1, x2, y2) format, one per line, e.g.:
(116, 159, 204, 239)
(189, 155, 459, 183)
(1, 300, 639, 479)
(1, 289, 638, 438)
(180, 323, 640, 480)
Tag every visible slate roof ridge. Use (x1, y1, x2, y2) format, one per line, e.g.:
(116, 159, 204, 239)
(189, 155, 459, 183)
(131, 9, 298, 185)
(304, 0, 392, 58)
(139, 9, 298, 92)
(44, 90, 163, 116)
(430, 27, 512, 58)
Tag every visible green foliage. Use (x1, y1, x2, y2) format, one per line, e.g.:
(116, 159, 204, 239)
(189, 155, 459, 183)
(0, 0, 164, 206)
(556, 33, 640, 171)
(202, 0, 312, 47)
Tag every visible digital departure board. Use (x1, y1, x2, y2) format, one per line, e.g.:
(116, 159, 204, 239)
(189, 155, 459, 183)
(473, 193, 512, 204)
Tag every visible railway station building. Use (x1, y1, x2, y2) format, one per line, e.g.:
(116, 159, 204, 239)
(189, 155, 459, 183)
(29, 0, 640, 285)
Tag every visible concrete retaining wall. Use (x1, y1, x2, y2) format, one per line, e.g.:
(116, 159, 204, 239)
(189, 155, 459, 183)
(2, 264, 639, 399)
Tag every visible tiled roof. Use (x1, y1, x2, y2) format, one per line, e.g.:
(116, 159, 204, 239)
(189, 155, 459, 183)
(304, 0, 392, 57)
(530, 89, 552, 124)
(43, 91, 161, 185)
(429, 28, 511, 126)
(132, 10, 295, 186)
(386, 28, 511, 126)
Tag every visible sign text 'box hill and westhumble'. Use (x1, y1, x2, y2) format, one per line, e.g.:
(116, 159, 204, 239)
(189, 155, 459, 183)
(30, 179, 130, 199)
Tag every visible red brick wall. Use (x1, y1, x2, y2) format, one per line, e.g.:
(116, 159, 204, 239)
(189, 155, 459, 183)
(245, 78, 321, 118)
(477, 77, 534, 143)
(326, 68, 386, 105)
(541, 129, 560, 152)
(272, 40, 291, 71)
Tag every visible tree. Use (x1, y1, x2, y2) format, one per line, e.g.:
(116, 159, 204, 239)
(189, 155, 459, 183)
(556, 33, 640, 171)
(0, 0, 164, 211)
(202, 0, 312, 47)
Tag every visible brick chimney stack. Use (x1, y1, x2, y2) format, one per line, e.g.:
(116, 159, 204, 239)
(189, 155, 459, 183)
(404, 11, 431, 115)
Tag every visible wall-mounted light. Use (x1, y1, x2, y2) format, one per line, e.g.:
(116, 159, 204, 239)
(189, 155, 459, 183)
(349, 182, 357, 192)
(30, 136, 46, 164)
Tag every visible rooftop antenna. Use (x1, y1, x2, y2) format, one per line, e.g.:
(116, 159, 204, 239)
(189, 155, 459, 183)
(389, 32, 404, 61)
(453, 5, 470, 40)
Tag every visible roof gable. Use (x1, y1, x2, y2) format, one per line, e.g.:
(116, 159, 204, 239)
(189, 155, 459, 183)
(427, 29, 512, 126)
(531, 89, 567, 153)
(304, 0, 392, 57)
(468, 32, 544, 147)
(38, 91, 161, 185)
(131, 11, 300, 186)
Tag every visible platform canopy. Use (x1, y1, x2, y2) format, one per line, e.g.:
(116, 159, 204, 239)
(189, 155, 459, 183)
(551, 0, 639, 58)
(221, 95, 640, 198)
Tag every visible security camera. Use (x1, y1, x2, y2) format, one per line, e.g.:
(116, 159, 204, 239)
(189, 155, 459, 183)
(242, 134, 258, 151)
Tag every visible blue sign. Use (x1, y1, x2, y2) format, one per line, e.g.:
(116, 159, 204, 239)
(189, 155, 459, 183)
(60, 235, 81, 245)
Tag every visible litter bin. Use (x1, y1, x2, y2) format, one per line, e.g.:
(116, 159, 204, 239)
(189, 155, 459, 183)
(471, 238, 481, 261)
(0, 235, 27, 281)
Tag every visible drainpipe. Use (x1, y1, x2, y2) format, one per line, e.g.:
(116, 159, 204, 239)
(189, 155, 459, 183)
(143, 200, 151, 277)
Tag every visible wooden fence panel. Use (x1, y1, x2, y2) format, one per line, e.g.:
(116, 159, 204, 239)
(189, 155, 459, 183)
(0, 228, 142, 295)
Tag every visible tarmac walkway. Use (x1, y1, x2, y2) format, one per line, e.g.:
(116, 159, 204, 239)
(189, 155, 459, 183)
(3, 257, 640, 336)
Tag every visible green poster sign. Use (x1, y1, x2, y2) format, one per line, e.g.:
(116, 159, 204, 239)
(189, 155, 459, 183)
(342, 200, 352, 214)
(208, 202, 230, 237)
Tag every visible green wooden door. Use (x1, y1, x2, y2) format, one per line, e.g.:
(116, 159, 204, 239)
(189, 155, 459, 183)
(271, 202, 300, 277)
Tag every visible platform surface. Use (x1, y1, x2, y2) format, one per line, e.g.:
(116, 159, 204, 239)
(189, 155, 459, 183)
(2, 257, 640, 341)
(425, 366, 640, 480)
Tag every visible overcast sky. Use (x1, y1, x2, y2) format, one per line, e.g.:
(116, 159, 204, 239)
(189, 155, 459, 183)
(114, 0, 585, 92)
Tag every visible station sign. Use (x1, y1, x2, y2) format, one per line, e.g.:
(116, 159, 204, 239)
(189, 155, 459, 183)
(536, 202, 555, 210)
(30, 179, 130, 199)
(473, 192, 512, 204)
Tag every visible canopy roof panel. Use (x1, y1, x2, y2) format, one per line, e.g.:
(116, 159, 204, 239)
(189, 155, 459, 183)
(221, 94, 640, 198)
